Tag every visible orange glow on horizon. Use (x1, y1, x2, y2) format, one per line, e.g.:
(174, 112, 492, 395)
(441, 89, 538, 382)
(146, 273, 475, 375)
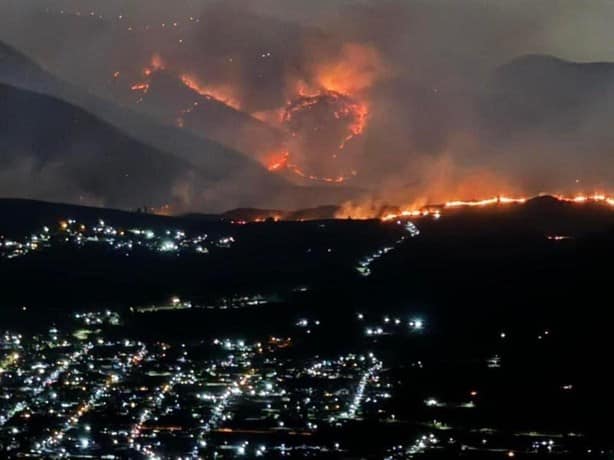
(379, 193, 614, 221)
(444, 196, 526, 208)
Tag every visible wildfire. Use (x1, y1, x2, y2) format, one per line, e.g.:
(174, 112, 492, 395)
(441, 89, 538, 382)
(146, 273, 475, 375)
(557, 193, 614, 206)
(143, 53, 165, 76)
(130, 82, 149, 93)
(284, 89, 368, 148)
(265, 149, 349, 183)
(310, 43, 386, 96)
(130, 54, 166, 95)
(271, 89, 367, 182)
(180, 74, 241, 111)
(265, 42, 384, 182)
(380, 193, 614, 221)
(266, 151, 289, 171)
(286, 164, 347, 183)
(128, 54, 243, 111)
(339, 100, 368, 149)
(151, 203, 172, 216)
(444, 196, 526, 208)
(126, 43, 383, 184)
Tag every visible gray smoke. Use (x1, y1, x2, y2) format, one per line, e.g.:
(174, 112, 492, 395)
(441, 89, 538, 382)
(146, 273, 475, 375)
(1, 0, 614, 212)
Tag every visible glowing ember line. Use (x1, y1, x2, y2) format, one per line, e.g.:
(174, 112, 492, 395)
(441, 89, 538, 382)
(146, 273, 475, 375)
(180, 74, 241, 110)
(444, 196, 526, 208)
(130, 82, 149, 93)
(381, 194, 614, 222)
(265, 149, 350, 183)
(339, 101, 368, 149)
(286, 163, 347, 183)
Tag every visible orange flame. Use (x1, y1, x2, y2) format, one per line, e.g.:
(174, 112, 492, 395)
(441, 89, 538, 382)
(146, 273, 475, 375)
(379, 193, 614, 221)
(143, 53, 165, 76)
(444, 196, 526, 208)
(312, 43, 386, 96)
(277, 42, 382, 179)
(130, 55, 243, 111)
(286, 164, 346, 183)
(180, 74, 241, 110)
(266, 151, 289, 171)
(339, 100, 368, 149)
(130, 82, 150, 93)
(130, 45, 383, 183)
(264, 149, 348, 183)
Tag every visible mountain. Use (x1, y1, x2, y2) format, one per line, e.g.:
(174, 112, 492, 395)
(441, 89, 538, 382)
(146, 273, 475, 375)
(0, 41, 359, 211)
(416, 194, 614, 238)
(0, 41, 61, 93)
(0, 9, 305, 167)
(0, 198, 224, 239)
(482, 54, 614, 139)
(0, 40, 275, 180)
(220, 205, 341, 222)
(0, 82, 203, 209)
(493, 54, 614, 100)
(0, 81, 359, 213)
(135, 70, 285, 162)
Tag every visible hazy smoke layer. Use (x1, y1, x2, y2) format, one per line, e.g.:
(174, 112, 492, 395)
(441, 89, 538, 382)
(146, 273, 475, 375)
(2, 0, 614, 212)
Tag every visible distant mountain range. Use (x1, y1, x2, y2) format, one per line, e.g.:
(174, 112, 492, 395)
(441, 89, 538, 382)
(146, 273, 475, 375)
(0, 41, 356, 211)
(3, 194, 614, 239)
(0, 41, 282, 206)
(482, 54, 614, 144)
(0, 82, 201, 208)
(134, 70, 286, 163)
(4, 34, 614, 211)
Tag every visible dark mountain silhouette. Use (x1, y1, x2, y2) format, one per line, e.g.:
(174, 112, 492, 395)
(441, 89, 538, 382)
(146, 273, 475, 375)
(419, 194, 614, 238)
(0, 82, 201, 209)
(0, 40, 275, 176)
(0, 41, 358, 211)
(137, 70, 285, 162)
(0, 41, 60, 92)
(482, 54, 614, 139)
(220, 205, 341, 222)
(0, 198, 223, 239)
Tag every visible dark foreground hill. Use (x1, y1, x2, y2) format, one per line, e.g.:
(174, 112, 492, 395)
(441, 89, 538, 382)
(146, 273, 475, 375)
(2, 195, 614, 310)
(0, 83, 201, 209)
(421, 195, 614, 236)
(0, 198, 224, 239)
(2, 195, 614, 449)
(0, 197, 399, 310)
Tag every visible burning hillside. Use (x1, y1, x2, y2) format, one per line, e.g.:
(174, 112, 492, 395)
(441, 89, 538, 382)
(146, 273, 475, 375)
(179, 74, 241, 111)
(377, 193, 614, 221)
(258, 90, 367, 183)
(121, 37, 382, 186)
(7, 2, 614, 214)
